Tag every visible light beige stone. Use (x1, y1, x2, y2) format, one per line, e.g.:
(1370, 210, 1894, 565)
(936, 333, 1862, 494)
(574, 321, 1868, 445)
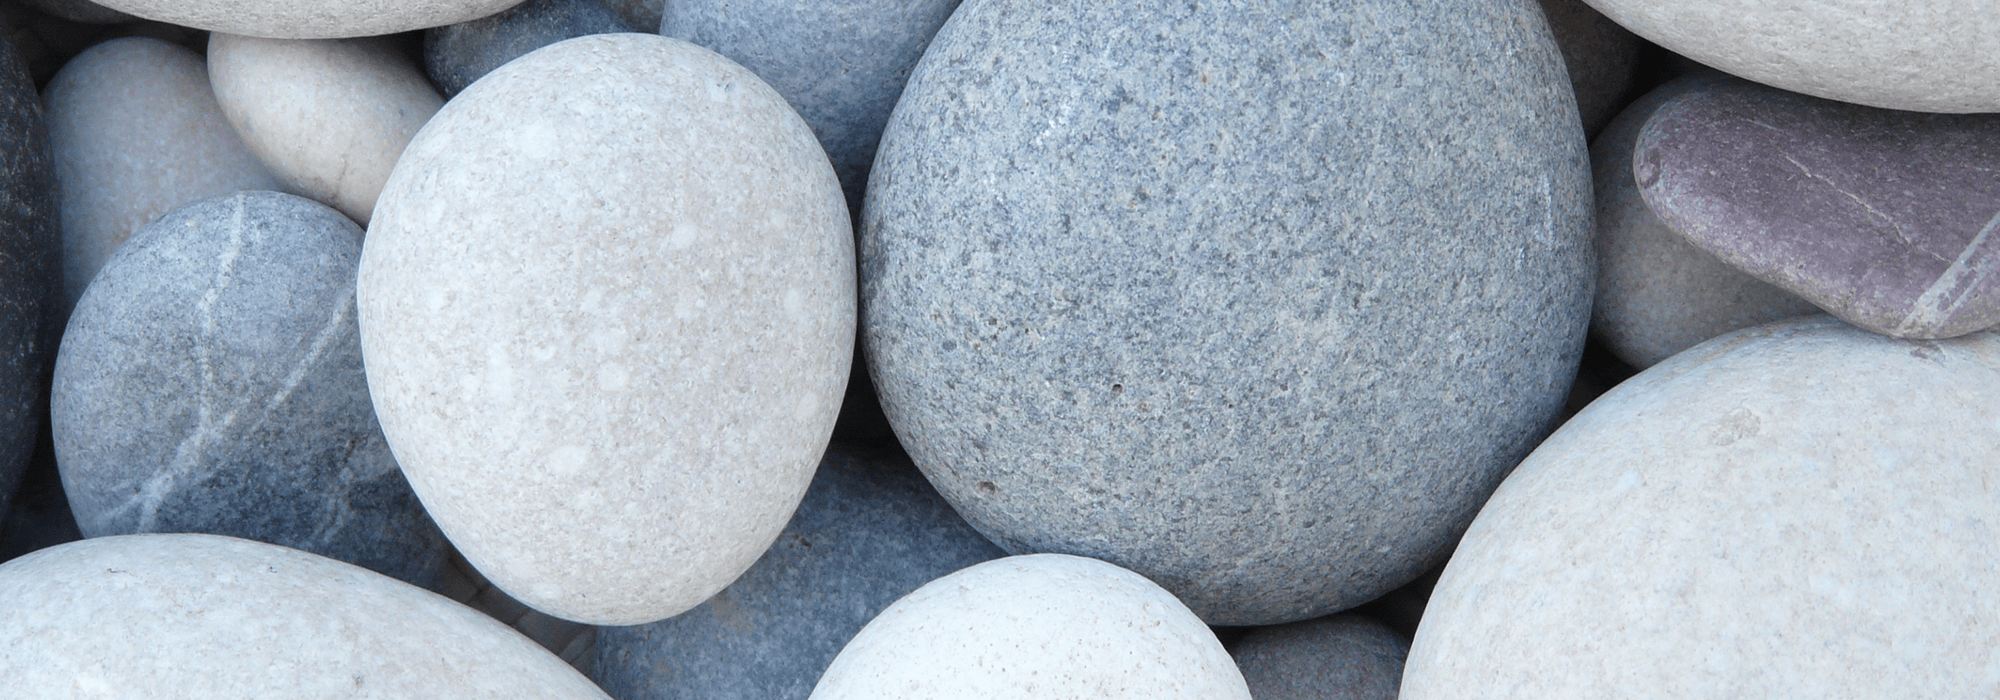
(208, 33, 442, 226)
(1403, 316, 2000, 698)
(91, 0, 525, 39)
(811, 554, 1251, 700)
(0, 534, 610, 699)
(358, 34, 853, 626)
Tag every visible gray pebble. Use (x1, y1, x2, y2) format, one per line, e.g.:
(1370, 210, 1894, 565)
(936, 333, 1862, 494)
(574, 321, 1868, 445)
(1232, 615, 1409, 700)
(424, 0, 633, 98)
(0, 33, 58, 527)
(1536, 0, 1638, 136)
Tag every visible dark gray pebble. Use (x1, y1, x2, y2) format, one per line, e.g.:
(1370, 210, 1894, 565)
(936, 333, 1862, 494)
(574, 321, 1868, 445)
(424, 0, 632, 98)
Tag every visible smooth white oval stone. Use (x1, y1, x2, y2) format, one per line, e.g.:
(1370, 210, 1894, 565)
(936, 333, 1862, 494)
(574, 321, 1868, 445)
(811, 554, 1250, 700)
(90, 0, 526, 40)
(209, 33, 442, 226)
(359, 33, 853, 626)
(0, 533, 608, 699)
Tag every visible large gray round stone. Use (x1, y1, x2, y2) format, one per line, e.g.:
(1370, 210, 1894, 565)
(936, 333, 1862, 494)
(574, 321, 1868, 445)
(861, 0, 1591, 626)
(0, 34, 59, 529)
(423, 0, 632, 99)
(1231, 614, 1408, 700)
(88, 0, 528, 40)
(1403, 315, 2000, 698)
(593, 442, 1005, 700)
(51, 191, 449, 588)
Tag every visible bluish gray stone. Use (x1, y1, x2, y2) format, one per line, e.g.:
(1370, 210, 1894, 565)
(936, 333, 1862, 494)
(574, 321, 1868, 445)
(0, 34, 59, 529)
(424, 0, 633, 98)
(49, 191, 449, 588)
(1232, 614, 1409, 700)
(861, 0, 1592, 626)
(591, 443, 1005, 700)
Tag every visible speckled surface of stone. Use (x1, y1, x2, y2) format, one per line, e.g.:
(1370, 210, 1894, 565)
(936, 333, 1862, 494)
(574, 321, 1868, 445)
(360, 33, 854, 626)
(0, 533, 611, 699)
(1636, 75, 2000, 339)
(21, 0, 134, 24)
(51, 191, 449, 588)
(861, 0, 1591, 626)
(1591, 73, 1817, 368)
(593, 442, 1004, 700)
(45, 36, 281, 313)
(88, 0, 526, 39)
(209, 33, 443, 226)
(424, 0, 632, 99)
(1232, 614, 1407, 700)
(1402, 315, 2000, 698)
(1536, 0, 1636, 136)
(811, 554, 1250, 699)
(0, 33, 58, 529)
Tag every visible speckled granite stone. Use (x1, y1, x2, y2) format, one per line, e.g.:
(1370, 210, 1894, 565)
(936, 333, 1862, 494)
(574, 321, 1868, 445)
(861, 0, 1591, 626)
(209, 33, 442, 226)
(593, 443, 1004, 700)
(51, 191, 449, 588)
(21, 0, 134, 24)
(1591, 73, 1817, 368)
(1403, 315, 2000, 698)
(1536, 0, 1637, 136)
(811, 554, 1250, 699)
(360, 34, 853, 625)
(424, 0, 631, 99)
(0, 33, 58, 530)
(45, 36, 281, 313)
(0, 534, 611, 699)
(1232, 614, 1408, 700)
(89, 0, 526, 40)
(1636, 76, 2000, 339)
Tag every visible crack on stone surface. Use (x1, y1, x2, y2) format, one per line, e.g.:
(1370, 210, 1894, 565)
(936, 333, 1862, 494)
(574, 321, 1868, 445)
(1780, 152, 1939, 262)
(1897, 207, 2000, 336)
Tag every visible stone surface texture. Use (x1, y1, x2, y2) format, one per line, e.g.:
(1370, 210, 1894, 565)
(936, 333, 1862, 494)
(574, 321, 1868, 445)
(1591, 73, 1817, 368)
(89, 0, 527, 39)
(51, 191, 449, 588)
(208, 33, 443, 226)
(862, 0, 1591, 626)
(810, 554, 1251, 700)
(0, 534, 611, 699)
(1403, 315, 2000, 698)
(0, 34, 57, 529)
(360, 34, 853, 626)
(424, 0, 632, 98)
(594, 443, 1005, 700)
(1535, 0, 1636, 136)
(1636, 75, 2000, 339)
(44, 36, 282, 313)
(22, 0, 134, 23)
(1580, 0, 1999, 113)
(1232, 614, 1408, 700)
(604, 0, 659, 31)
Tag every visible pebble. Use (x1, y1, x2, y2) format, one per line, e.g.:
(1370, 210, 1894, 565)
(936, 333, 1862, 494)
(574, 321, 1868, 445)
(861, 0, 1591, 626)
(43, 36, 281, 313)
(87, 0, 526, 40)
(1537, 0, 1638, 136)
(0, 533, 610, 699)
(1591, 73, 1816, 368)
(208, 33, 443, 226)
(0, 35, 58, 529)
(1231, 614, 1409, 700)
(810, 554, 1251, 700)
(1635, 74, 2000, 339)
(424, 0, 632, 99)
(21, 0, 134, 24)
(359, 34, 853, 625)
(1402, 316, 2000, 698)
(51, 191, 450, 588)
(592, 443, 1005, 700)
(601, 0, 659, 30)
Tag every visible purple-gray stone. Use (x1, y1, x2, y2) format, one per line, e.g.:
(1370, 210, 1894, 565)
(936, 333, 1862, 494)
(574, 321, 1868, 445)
(1232, 614, 1409, 700)
(1635, 75, 2000, 340)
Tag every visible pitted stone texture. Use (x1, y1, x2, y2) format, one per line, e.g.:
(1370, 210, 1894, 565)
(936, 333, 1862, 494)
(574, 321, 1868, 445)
(360, 34, 853, 626)
(1591, 73, 1817, 368)
(209, 33, 443, 226)
(1403, 316, 2000, 699)
(0, 534, 610, 699)
(89, 0, 526, 39)
(1232, 614, 1408, 700)
(1635, 75, 2000, 340)
(862, 0, 1590, 626)
(51, 191, 449, 589)
(0, 34, 57, 529)
(593, 443, 1005, 700)
(45, 36, 281, 313)
(21, 0, 134, 23)
(1536, 0, 1637, 136)
(811, 554, 1250, 700)
(424, 0, 632, 99)
(1580, 1, 1998, 113)
(663, 0, 959, 215)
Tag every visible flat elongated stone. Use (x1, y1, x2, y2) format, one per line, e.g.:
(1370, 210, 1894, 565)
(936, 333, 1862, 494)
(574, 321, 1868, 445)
(89, 0, 526, 39)
(0, 534, 609, 699)
(1232, 615, 1408, 700)
(360, 34, 853, 625)
(52, 191, 449, 588)
(424, 0, 632, 99)
(0, 34, 58, 528)
(1635, 75, 2000, 339)
(862, 0, 1590, 626)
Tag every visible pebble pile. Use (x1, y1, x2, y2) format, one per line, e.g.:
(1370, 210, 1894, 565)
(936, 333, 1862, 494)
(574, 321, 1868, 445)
(0, 0, 1991, 698)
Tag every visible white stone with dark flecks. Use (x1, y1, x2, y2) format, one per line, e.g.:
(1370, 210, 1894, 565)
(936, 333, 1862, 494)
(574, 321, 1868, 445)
(88, 0, 527, 39)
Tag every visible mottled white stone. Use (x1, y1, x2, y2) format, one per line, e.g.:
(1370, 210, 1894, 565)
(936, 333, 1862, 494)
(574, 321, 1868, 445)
(359, 34, 852, 626)
(811, 554, 1249, 700)
(90, 0, 526, 40)
(0, 533, 610, 699)
(44, 36, 281, 312)
(1580, 0, 2000, 113)
(208, 33, 442, 226)
(1403, 316, 2000, 698)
